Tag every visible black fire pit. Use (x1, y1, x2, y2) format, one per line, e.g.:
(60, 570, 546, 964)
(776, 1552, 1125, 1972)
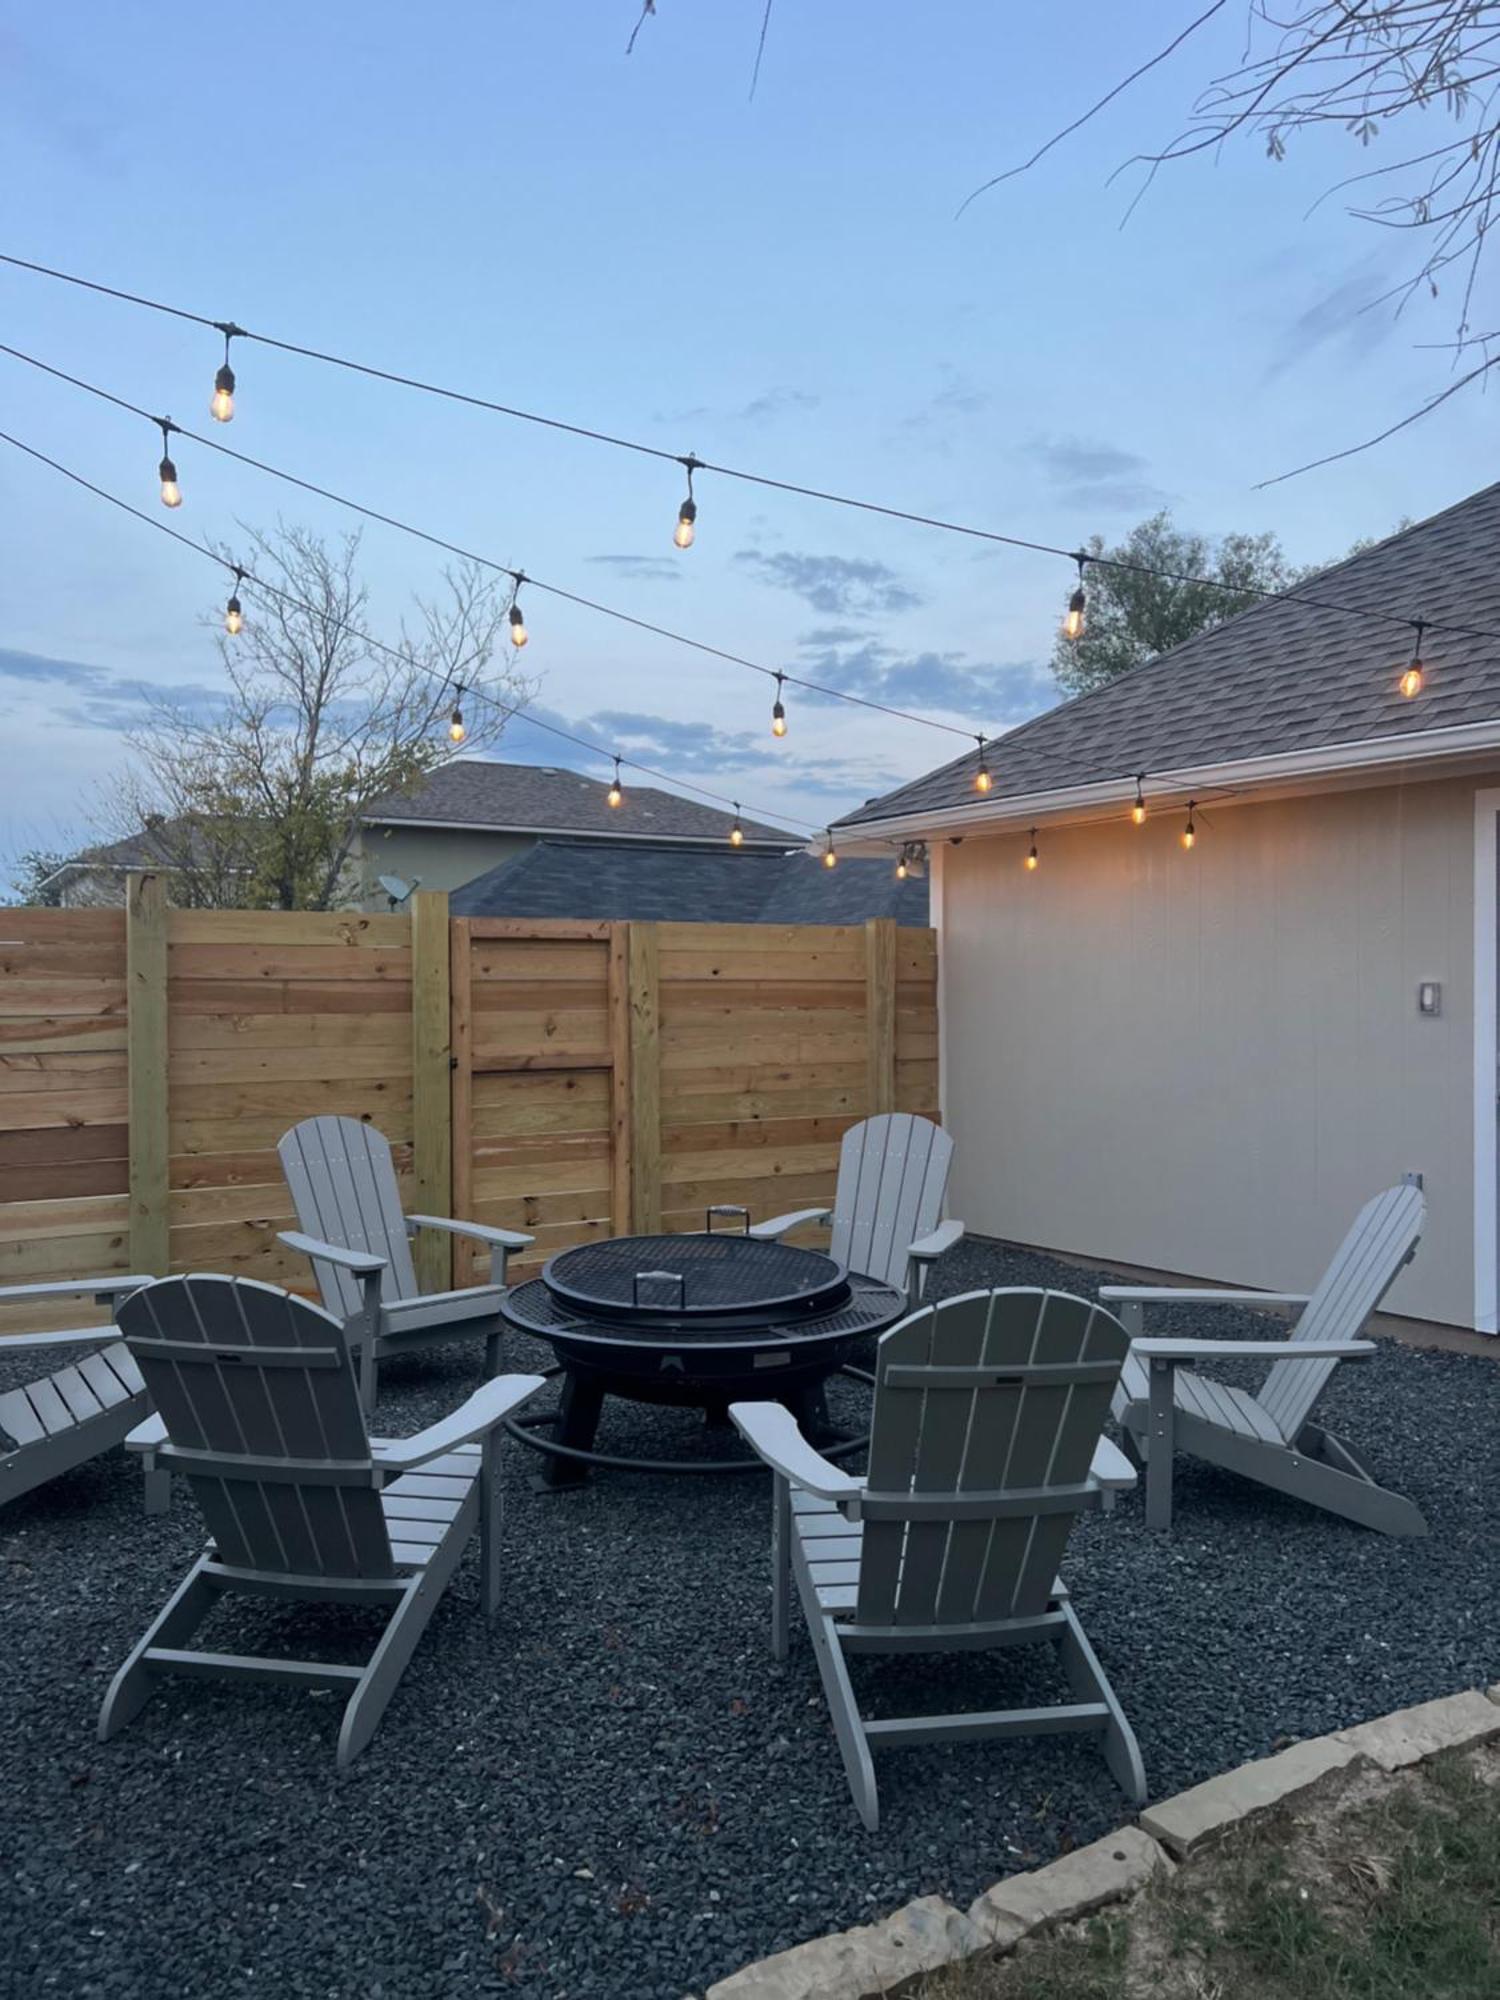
(500, 1228, 908, 1487)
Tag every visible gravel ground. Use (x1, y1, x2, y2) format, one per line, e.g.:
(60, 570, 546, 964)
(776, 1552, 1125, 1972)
(1, 1237, 1495, 2000)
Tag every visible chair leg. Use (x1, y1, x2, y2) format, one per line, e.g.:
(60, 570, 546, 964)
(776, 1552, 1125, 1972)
(1056, 1597, 1146, 1806)
(359, 1337, 378, 1414)
(771, 1474, 791, 1662)
(480, 1433, 503, 1620)
(484, 1327, 503, 1380)
(141, 1457, 171, 1517)
(336, 1574, 444, 1768)
(99, 1556, 217, 1743)
(1145, 1360, 1176, 1531)
(792, 1549, 878, 1829)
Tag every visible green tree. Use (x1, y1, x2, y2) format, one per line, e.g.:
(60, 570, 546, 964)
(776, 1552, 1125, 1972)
(1053, 511, 1308, 698)
(4, 847, 71, 906)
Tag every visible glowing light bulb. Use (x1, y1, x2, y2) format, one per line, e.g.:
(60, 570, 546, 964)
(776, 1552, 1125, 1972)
(771, 674, 788, 737)
(1062, 553, 1088, 641)
(895, 853, 908, 880)
(210, 364, 236, 424)
(607, 758, 624, 808)
(1400, 623, 1426, 699)
(729, 807, 744, 847)
(1181, 802, 1197, 851)
(1131, 777, 1146, 826)
(823, 841, 837, 869)
(448, 709, 466, 745)
(509, 600, 528, 649)
(159, 454, 182, 508)
(224, 594, 243, 637)
(1024, 830, 1039, 872)
(674, 498, 697, 549)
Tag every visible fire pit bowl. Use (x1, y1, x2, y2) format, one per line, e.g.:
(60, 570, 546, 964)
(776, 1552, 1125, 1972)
(500, 1230, 908, 1485)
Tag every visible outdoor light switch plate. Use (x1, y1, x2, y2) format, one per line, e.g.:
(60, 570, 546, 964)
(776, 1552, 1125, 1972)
(1418, 980, 1442, 1017)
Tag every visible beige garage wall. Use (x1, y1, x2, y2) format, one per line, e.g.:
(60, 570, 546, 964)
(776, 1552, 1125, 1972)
(935, 770, 1495, 1329)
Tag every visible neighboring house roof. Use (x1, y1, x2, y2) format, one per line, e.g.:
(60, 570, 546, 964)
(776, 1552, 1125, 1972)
(364, 760, 790, 847)
(837, 482, 1500, 834)
(450, 840, 929, 925)
(37, 819, 245, 887)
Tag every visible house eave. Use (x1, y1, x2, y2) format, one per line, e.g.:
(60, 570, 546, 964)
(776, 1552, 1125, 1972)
(360, 814, 788, 850)
(829, 717, 1500, 852)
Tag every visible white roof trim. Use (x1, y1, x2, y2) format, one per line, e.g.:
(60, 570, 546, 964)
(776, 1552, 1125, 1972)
(833, 717, 1500, 849)
(361, 815, 789, 848)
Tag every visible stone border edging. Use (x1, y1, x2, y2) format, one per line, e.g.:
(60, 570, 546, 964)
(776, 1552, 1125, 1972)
(702, 1683, 1500, 1999)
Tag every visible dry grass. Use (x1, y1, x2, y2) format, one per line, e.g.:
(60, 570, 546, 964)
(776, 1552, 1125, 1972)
(916, 1742, 1500, 2000)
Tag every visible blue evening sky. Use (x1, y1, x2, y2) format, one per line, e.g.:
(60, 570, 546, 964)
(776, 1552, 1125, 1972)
(1, 2, 1491, 864)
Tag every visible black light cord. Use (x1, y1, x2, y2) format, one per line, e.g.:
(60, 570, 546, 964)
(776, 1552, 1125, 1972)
(0, 250, 1469, 649)
(0, 427, 824, 839)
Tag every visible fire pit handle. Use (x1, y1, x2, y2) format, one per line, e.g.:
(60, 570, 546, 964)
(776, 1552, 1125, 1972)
(632, 1269, 687, 1308)
(706, 1204, 751, 1235)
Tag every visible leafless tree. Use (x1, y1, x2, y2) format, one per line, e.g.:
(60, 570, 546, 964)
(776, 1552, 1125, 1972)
(104, 524, 537, 910)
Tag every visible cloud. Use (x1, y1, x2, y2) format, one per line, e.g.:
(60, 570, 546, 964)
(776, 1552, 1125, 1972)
(793, 636, 1058, 727)
(900, 363, 992, 433)
(585, 554, 681, 583)
(0, 648, 225, 733)
(1261, 253, 1396, 381)
(738, 386, 820, 423)
(736, 551, 924, 616)
(1029, 435, 1169, 514)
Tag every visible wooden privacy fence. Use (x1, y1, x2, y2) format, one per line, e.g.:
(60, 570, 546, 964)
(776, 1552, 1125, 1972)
(0, 884, 938, 1333)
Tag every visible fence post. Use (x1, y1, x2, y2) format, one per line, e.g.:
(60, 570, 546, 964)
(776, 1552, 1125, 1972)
(865, 916, 897, 1116)
(449, 915, 474, 1286)
(126, 871, 170, 1275)
(628, 921, 661, 1234)
(410, 889, 453, 1292)
(608, 923, 634, 1234)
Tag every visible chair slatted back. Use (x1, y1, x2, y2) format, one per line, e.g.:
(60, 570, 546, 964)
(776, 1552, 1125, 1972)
(279, 1115, 419, 1317)
(829, 1114, 953, 1292)
(117, 1276, 394, 1580)
(856, 1289, 1127, 1630)
(1257, 1182, 1424, 1442)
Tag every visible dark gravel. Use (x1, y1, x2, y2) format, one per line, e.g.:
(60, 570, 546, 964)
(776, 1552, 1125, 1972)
(1, 1237, 1495, 2000)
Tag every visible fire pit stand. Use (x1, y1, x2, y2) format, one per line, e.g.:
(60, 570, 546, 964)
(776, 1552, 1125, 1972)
(499, 1225, 908, 1487)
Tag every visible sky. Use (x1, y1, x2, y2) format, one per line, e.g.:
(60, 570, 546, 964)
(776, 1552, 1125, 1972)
(2, 1, 1495, 873)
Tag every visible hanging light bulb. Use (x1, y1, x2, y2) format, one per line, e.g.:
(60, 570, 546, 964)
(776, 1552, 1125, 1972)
(448, 682, 467, 745)
(1062, 551, 1087, 642)
(822, 831, 838, 869)
(729, 805, 744, 847)
(1182, 800, 1197, 851)
(771, 671, 788, 738)
(157, 419, 181, 509)
(1024, 828, 1039, 871)
(607, 757, 624, 809)
(895, 846, 909, 881)
(1131, 775, 1147, 826)
(674, 456, 700, 549)
(973, 734, 992, 794)
(210, 325, 238, 423)
(1399, 620, 1426, 700)
(224, 568, 245, 636)
(508, 576, 529, 649)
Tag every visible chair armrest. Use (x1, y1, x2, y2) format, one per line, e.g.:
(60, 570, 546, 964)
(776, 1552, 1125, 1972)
(1099, 1286, 1311, 1308)
(125, 1413, 168, 1453)
(277, 1231, 386, 1275)
(908, 1219, 965, 1263)
(747, 1209, 832, 1241)
(406, 1215, 534, 1251)
(370, 1373, 546, 1470)
(728, 1400, 864, 1501)
(1089, 1437, 1138, 1493)
(0, 1275, 154, 1305)
(1132, 1338, 1375, 1362)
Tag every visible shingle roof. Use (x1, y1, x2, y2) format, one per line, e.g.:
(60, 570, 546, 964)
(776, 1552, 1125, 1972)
(450, 840, 929, 925)
(836, 482, 1500, 829)
(364, 760, 790, 845)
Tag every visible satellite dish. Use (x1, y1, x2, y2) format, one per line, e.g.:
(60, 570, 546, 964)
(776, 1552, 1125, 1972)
(378, 873, 418, 908)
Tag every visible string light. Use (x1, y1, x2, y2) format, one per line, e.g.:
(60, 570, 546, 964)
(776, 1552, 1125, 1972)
(1399, 620, 1426, 700)
(895, 844, 910, 880)
(1024, 828, 1039, 871)
(973, 734, 992, 793)
(607, 756, 624, 808)
(771, 671, 788, 737)
(448, 683, 466, 745)
(1062, 552, 1087, 642)
(1131, 774, 1147, 826)
(508, 576, 529, 649)
(1182, 801, 1197, 851)
(224, 568, 244, 636)
(156, 418, 181, 508)
(729, 804, 744, 847)
(674, 455, 699, 549)
(823, 831, 838, 869)
(210, 323, 241, 423)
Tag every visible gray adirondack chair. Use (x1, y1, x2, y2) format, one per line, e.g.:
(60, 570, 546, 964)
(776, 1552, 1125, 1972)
(278, 1114, 533, 1406)
(748, 1113, 964, 1302)
(1101, 1180, 1427, 1536)
(0, 1277, 169, 1514)
(99, 1274, 544, 1767)
(731, 1288, 1144, 1831)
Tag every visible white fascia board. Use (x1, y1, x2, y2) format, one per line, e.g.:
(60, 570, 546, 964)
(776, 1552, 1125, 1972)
(362, 815, 789, 850)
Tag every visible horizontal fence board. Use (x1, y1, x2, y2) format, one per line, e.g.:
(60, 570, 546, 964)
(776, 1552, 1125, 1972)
(0, 910, 126, 946)
(0, 1053, 127, 1093)
(166, 1047, 413, 1086)
(168, 910, 409, 948)
(168, 944, 412, 983)
(168, 979, 413, 1016)
(167, 1012, 414, 1052)
(0, 979, 129, 1019)
(0, 1016, 129, 1053)
(169, 1141, 413, 1190)
(0, 1193, 132, 1244)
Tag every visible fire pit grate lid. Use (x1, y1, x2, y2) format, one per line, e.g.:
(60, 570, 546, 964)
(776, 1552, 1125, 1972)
(544, 1232, 847, 1322)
